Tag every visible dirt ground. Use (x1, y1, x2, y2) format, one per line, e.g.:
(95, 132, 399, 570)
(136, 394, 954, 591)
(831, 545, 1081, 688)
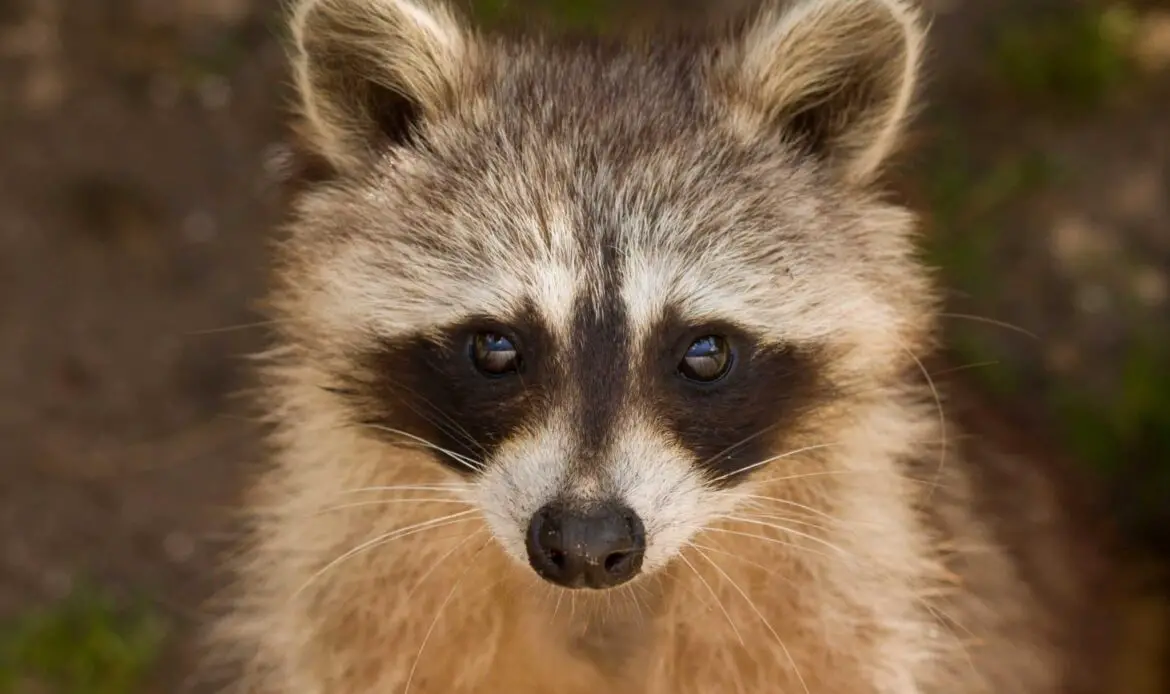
(0, 0, 1167, 691)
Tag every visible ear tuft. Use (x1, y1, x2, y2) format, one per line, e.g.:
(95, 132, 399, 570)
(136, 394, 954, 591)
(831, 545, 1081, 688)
(719, 0, 926, 185)
(288, 0, 470, 172)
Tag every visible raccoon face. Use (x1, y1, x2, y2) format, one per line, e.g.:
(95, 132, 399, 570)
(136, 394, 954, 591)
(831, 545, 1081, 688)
(281, 0, 929, 590)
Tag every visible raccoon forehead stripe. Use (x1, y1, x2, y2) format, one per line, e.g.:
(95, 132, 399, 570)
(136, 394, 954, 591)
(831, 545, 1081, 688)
(566, 267, 631, 475)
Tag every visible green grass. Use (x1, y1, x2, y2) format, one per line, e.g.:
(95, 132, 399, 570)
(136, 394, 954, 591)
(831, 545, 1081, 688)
(917, 104, 1170, 540)
(920, 123, 1058, 299)
(917, 136, 1057, 401)
(918, 107, 1170, 535)
(1054, 332, 1170, 470)
(0, 586, 168, 694)
(468, 0, 616, 30)
(993, 2, 1138, 112)
(1051, 340, 1170, 540)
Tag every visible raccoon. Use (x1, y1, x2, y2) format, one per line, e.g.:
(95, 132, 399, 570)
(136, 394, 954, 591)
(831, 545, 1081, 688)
(211, 0, 1112, 691)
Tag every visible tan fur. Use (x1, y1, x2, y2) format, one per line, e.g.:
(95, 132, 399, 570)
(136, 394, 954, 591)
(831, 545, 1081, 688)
(206, 1, 1109, 692)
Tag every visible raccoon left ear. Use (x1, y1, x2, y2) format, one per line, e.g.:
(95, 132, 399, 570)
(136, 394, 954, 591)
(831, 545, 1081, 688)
(717, 0, 925, 185)
(288, 0, 472, 173)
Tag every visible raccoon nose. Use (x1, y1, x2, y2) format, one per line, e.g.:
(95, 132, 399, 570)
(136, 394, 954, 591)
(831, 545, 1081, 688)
(525, 502, 646, 589)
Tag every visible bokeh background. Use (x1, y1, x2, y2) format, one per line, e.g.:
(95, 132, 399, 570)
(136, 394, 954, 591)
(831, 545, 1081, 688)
(1, 0, 1167, 691)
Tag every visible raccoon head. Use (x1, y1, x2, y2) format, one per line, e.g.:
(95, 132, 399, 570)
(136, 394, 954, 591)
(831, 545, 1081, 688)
(279, 0, 931, 590)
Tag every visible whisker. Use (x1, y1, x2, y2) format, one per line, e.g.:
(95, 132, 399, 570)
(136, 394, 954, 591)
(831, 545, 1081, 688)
(691, 540, 981, 682)
(408, 390, 487, 458)
(921, 600, 981, 678)
(186, 319, 281, 336)
(711, 442, 843, 483)
(720, 515, 853, 559)
(688, 541, 827, 597)
(701, 527, 833, 560)
(923, 598, 978, 640)
(929, 360, 1001, 378)
(678, 550, 745, 646)
(362, 424, 485, 473)
(392, 398, 487, 460)
(698, 424, 779, 470)
(337, 484, 473, 496)
(938, 312, 1039, 340)
(731, 495, 893, 531)
(753, 466, 942, 488)
(372, 438, 487, 466)
(315, 498, 474, 515)
(689, 542, 778, 575)
(291, 511, 478, 600)
(381, 382, 488, 458)
(729, 510, 837, 533)
(629, 582, 654, 625)
(720, 492, 839, 522)
(403, 537, 493, 694)
(552, 586, 565, 621)
(902, 345, 947, 501)
(401, 528, 487, 606)
(744, 509, 887, 533)
(692, 546, 811, 694)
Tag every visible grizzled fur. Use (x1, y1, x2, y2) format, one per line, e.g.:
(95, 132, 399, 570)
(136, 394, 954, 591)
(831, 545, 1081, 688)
(206, 0, 1111, 692)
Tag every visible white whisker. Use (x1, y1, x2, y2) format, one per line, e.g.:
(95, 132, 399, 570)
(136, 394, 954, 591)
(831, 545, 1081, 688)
(702, 527, 833, 560)
(338, 484, 473, 496)
(752, 468, 940, 488)
(711, 442, 842, 483)
(722, 492, 839, 522)
(679, 547, 745, 646)
(291, 511, 478, 600)
(316, 498, 474, 515)
(403, 537, 493, 694)
(692, 546, 810, 694)
(902, 345, 947, 500)
(698, 424, 780, 470)
(721, 515, 853, 559)
(938, 312, 1038, 340)
(744, 509, 885, 533)
(731, 510, 836, 532)
(401, 529, 487, 605)
(362, 424, 485, 473)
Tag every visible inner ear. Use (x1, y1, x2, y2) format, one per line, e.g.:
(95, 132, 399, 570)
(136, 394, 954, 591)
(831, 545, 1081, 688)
(289, 0, 470, 172)
(367, 82, 423, 148)
(782, 49, 904, 164)
(718, 0, 925, 185)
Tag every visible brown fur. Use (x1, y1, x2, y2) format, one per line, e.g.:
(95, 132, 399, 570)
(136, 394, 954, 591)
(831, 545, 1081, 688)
(205, 1, 1113, 692)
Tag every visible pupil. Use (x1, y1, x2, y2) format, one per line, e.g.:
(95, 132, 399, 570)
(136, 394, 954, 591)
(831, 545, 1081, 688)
(679, 335, 731, 383)
(472, 331, 519, 376)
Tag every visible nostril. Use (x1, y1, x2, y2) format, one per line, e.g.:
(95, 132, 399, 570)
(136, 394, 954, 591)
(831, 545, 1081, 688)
(526, 505, 575, 584)
(603, 550, 631, 574)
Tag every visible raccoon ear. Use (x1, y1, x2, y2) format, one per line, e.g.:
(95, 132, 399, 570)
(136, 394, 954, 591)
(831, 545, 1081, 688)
(289, 0, 470, 171)
(719, 0, 925, 185)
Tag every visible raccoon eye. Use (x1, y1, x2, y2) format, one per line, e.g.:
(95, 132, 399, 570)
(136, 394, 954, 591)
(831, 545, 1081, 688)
(678, 336, 733, 383)
(471, 332, 520, 376)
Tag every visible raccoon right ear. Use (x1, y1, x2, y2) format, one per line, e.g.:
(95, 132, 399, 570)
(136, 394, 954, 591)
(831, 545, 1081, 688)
(717, 0, 925, 186)
(288, 0, 470, 172)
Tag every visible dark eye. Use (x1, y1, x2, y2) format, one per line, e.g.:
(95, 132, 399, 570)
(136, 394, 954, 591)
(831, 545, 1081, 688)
(678, 335, 733, 383)
(471, 332, 521, 376)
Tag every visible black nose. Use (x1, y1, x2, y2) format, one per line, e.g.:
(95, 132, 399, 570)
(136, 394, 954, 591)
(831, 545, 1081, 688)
(525, 502, 646, 589)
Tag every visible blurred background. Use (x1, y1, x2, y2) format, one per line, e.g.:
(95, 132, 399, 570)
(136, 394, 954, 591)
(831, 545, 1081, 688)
(0, 0, 1167, 691)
